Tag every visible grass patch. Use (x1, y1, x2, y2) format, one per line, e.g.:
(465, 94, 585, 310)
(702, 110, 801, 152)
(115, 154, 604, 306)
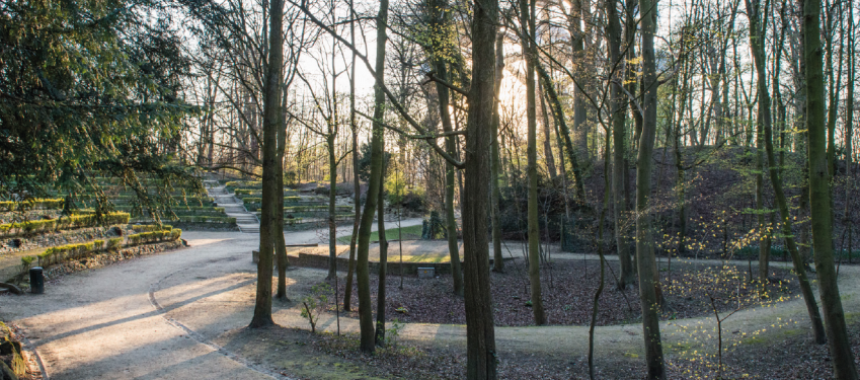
(337, 225, 423, 244)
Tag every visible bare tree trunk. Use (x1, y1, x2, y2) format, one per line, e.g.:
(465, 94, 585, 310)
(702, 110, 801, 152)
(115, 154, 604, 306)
(250, 0, 284, 329)
(605, 0, 635, 289)
(427, 0, 464, 295)
(463, 0, 498, 377)
(625, 0, 641, 153)
(327, 134, 338, 279)
(845, 4, 855, 256)
(802, 0, 859, 376)
(536, 63, 586, 201)
(519, 0, 545, 326)
(356, 0, 389, 353)
(824, 0, 841, 176)
(539, 81, 557, 179)
(491, 31, 505, 273)
(636, 0, 665, 377)
(375, 162, 388, 345)
(275, 87, 288, 300)
(746, 0, 827, 344)
(755, 126, 770, 283)
(567, 0, 589, 164)
(344, 0, 360, 312)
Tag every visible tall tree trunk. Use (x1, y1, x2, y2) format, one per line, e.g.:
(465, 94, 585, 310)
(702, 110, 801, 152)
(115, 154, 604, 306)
(845, 4, 854, 250)
(428, 0, 464, 294)
(824, 1, 840, 177)
(748, 1, 770, 282)
(356, 0, 389, 353)
(539, 81, 557, 179)
(463, 0, 498, 377)
(375, 162, 388, 345)
(326, 31, 341, 281)
(746, 0, 827, 344)
(567, 0, 589, 164)
(536, 63, 586, 200)
(519, 0, 545, 326)
(755, 111, 770, 284)
(802, 0, 859, 377)
(491, 31, 505, 273)
(250, 0, 283, 329)
(673, 56, 692, 262)
(625, 0, 641, 153)
(636, 0, 665, 377)
(344, 0, 360, 312)
(605, 0, 635, 289)
(275, 86, 288, 300)
(327, 135, 338, 279)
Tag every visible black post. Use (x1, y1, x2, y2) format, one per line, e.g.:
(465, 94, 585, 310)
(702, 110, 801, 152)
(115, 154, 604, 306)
(29, 267, 44, 294)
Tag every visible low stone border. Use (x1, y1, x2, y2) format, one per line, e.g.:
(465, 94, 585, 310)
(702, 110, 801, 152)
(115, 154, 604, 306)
(40, 240, 184, 281)
(6, 240, 183, 285)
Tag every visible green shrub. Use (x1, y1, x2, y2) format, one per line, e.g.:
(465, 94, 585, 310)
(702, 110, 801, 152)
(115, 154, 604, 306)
(225, 181, 262, 192)
(0, 212, 130, 238)
(242, 197, 262, 204)
(126, 228, 182, 247)
(300, 283, 332, 334)
(132, 224, 174, 232)
(107, 237, 123, 250)
(39, 241, 98, 266)
(233, 189, 258, 197)
(0, 198, 64, 212)
(6, 199, 53, 211)
(21, 256, 36, 266)
(244, 196, 328, 211)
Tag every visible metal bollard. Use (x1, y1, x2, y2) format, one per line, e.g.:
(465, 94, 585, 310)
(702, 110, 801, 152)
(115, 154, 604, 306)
(29, 267, 44, 294)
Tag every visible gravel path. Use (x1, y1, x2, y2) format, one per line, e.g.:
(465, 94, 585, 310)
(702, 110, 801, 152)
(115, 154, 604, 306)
(2, 216, 858, 379)
(0, 219, 421, 380)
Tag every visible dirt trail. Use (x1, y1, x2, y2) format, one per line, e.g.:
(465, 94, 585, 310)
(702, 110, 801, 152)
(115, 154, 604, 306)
(2, 216, 857, 379)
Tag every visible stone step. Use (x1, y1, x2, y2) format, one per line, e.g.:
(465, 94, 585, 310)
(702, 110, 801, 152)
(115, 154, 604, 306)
(238, 224, 260, 233)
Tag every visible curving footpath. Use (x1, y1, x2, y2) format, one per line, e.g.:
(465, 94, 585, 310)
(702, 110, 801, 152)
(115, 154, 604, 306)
(2, 218, 859, 379)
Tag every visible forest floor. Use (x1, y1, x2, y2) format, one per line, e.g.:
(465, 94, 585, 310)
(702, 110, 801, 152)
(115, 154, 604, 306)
(1, 224, 859, 379)
(331, 257, 800, 327)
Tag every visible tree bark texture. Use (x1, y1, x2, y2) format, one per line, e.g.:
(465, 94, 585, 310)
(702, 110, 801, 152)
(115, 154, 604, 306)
(250, 0, 284, 329)
(801, 0, 859, 377)
(519, 0, 546, 326)
(636, 0, 666, 377)
(355, 0, 389, 353)
(746, 0, 827, 344)
(463, 0, 498, 377)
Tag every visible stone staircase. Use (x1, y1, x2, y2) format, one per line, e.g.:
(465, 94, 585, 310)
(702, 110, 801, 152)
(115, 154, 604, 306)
(205, 184, 260, 233)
